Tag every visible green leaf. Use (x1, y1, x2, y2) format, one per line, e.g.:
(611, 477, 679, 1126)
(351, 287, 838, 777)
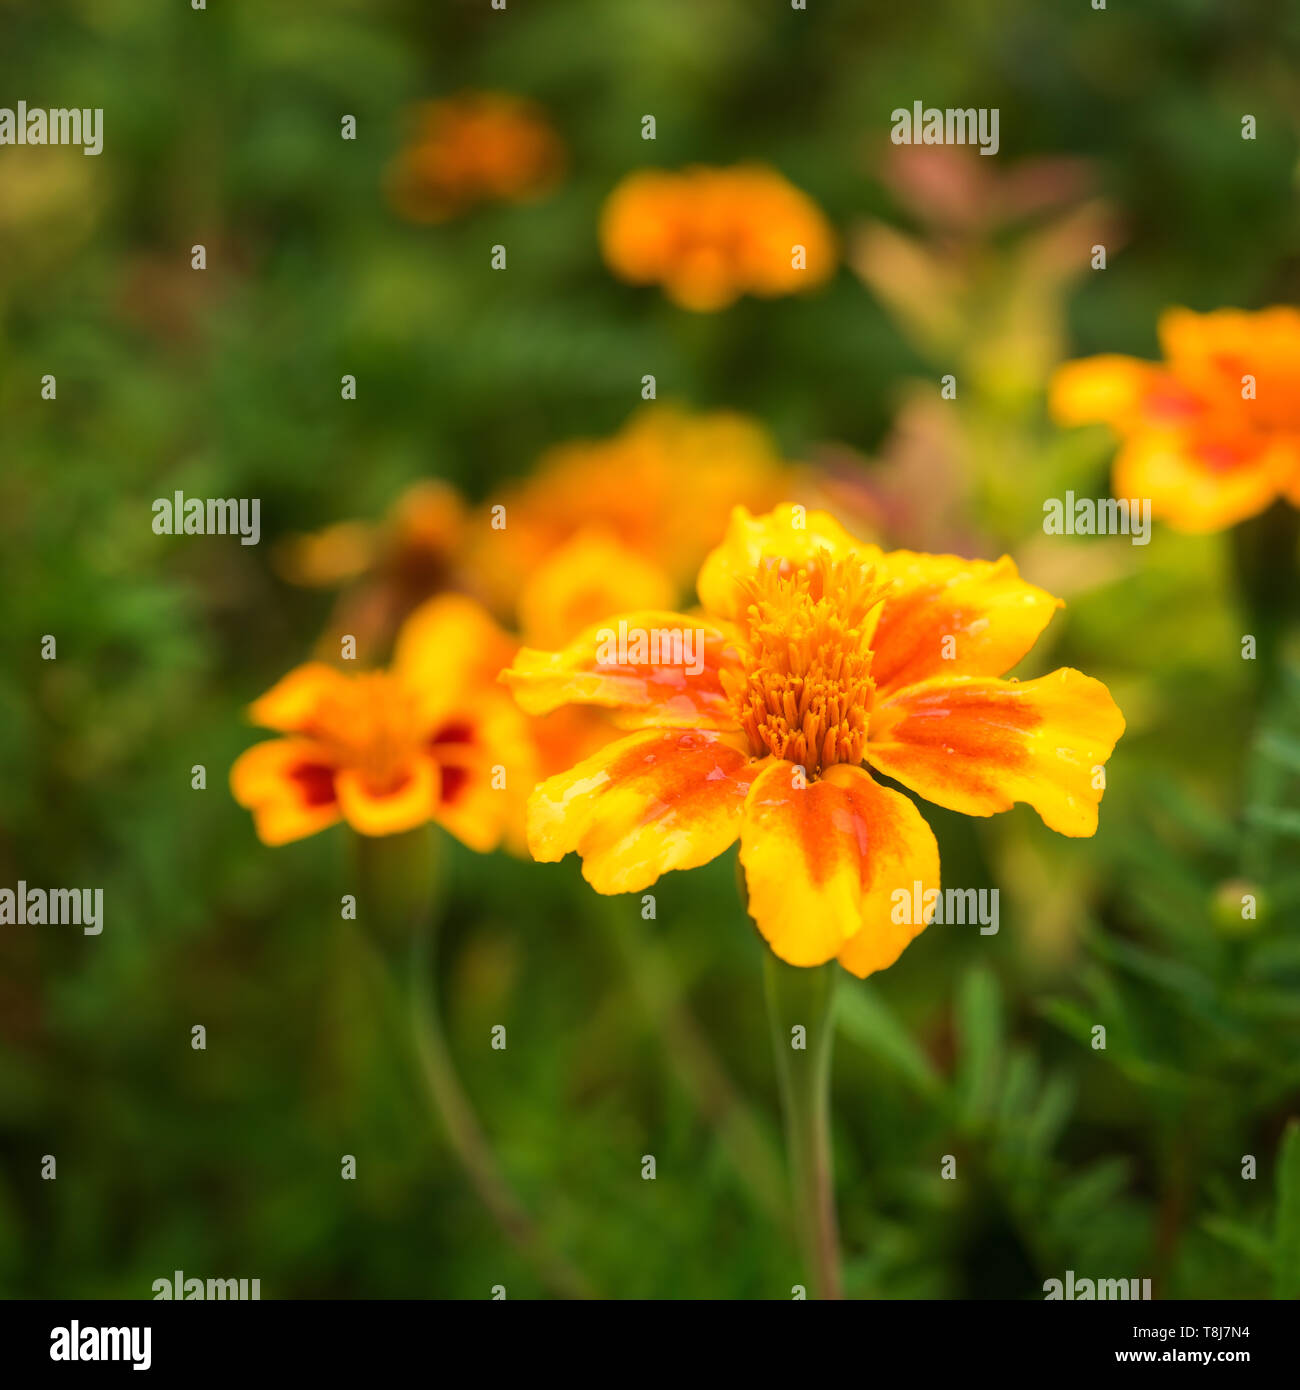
(1256, 732, 1300, 776)
(956, 967, 1003, 1129)
(1202, 1216, 1273, 1270)
(835, 983, 942, 1098)
(1245, 807, 1300, 839)
(1273, 1119, 1300, 1299)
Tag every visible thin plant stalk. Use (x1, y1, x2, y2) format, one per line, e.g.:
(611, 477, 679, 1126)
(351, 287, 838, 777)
(1231, 499, 1299, 704)
(357, 826, 594, 1300)
(762, 951, 843, 1300)
(598, 898, 788, 1223)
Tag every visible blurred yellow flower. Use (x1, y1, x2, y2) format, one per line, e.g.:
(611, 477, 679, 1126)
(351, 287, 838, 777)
(386, 92, 565, 223)
(504, 505, 1124, 978)
(467, 405, 795, 628)
(1051, 307, 1300, 533)
(599, 165, 836, 311)
(231, 595, 534, 850)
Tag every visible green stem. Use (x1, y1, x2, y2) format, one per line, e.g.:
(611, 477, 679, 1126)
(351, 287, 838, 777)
(1230, 500, 1300, 702)
(600, 899, 788, 1223)
(356, 827, 595, 1299)
(762, 951, 843, 1300)
(409, 921, 595, 1300)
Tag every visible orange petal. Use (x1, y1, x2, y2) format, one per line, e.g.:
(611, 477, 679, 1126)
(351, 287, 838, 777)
(502, 610, 743, 730)
(527, 728, 764, 893)
(1114, 433, 1288, 533)
(871, 551, 1062, 695)
(1048, 355, 1171, 431)
(229, 738, 342, 846)
(1155, 306, 1300, 381)
(697, 503, 880, 621)
(518, 529, 677, 650)
(429, 693, 539, 854)
(334, 757, 440, 838)
(867, 669, 1125, 837)
(394, 594, 518, 726)
(738, 761, 940, 975)
(247, 663, 354, 734)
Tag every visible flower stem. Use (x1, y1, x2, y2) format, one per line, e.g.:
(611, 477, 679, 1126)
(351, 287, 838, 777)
(1230, 500, 1300, 702)
(409, 919, 596, 1300)
(762, 951, 843, 1300)
(356, 827, 595, 1299)
(599, 898, 788, 1223)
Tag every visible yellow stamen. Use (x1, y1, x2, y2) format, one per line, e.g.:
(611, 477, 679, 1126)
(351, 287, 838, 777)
(724, 554, 891, 774)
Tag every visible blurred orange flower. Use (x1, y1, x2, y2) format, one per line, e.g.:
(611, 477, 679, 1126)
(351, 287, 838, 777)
(386, 93, 565, 223)
(467, 405, 796, 631)
(1050, 307, 1300, 533)
(599, 165, 836, 311)
(276, 481, 468, 665)
(504, 505, 1124, 977)
(231, 596, 534, 850)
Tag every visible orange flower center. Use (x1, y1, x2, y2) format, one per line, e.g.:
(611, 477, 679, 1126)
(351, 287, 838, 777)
(306, 673, 426, 794)
(726, 556, 890, 775)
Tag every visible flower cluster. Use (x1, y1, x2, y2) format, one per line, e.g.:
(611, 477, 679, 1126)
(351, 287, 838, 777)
(386, 92, 565, 223)
(600, 164, 837, 311)
(1051, 307, 1300, 533)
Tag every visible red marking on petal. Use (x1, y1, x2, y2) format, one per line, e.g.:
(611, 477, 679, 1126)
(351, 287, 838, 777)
(288, 762, 338, 808)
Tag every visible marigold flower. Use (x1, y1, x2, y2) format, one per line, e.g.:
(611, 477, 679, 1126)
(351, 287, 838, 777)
(1050, 307, 1300, 533)
(232, 595, 534, 850)
(503, 505, 1124, 977)
(599, 165, 836, 311)
(386, 93, 565, 224)
(466, 405, 795, 626)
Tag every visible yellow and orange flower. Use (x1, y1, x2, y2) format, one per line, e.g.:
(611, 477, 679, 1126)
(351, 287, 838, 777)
(1050, 307, 1300, 532)
(503, 505, 1124, 978)
(466, 405, 796, 630)
(599, 165, 836, 311)
(386, 92, 565, 224)
(231, 595, 535, 850)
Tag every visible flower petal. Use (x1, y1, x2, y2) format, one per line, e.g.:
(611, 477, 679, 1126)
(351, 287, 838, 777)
(697, 503, 880, 621)
(517, 529, 677, 650)
(230, 738, 343, 846)
(502, 610, 743, 730)
(429, 693, 538, 854)
(334, 757, 440, 838)
(1048, 355, 1179, 431)
(867, 669, 1125, 837)
(394, 594, 519, 727)
(1114, 433, 1289, 533)
(870, 551, 1062, 695)
(247, 663, 354, 734)
(527, 728, 764, 893)
(738, 761, 940, 975)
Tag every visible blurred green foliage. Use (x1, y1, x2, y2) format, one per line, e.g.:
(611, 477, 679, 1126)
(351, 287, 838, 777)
(1, 0, 1298, 1298)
